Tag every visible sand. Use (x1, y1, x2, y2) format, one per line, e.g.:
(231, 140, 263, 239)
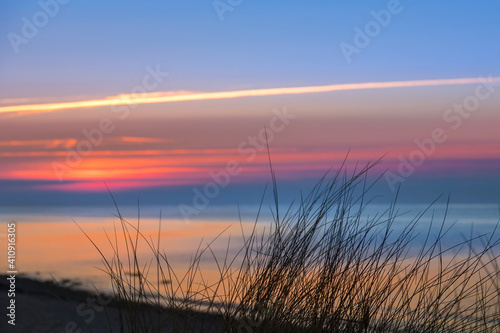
(0, 274, 227, 333)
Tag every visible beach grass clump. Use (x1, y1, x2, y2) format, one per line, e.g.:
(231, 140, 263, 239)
(81, 161, 500, 332)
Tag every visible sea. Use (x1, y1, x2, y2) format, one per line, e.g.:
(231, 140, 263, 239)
(1, 202, 498, 293)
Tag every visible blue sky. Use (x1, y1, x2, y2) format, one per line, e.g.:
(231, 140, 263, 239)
(2, 1, 499, 98)
(0, 1, 499, 213)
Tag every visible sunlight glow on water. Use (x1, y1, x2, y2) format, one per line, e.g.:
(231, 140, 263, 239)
(0, 203, 498, 293)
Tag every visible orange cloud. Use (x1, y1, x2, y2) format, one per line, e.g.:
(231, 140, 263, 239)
(120, 137, 171, 144)
(0, 139, 77, 148)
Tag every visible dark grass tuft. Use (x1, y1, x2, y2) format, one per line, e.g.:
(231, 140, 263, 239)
(80, 160, 500, 332)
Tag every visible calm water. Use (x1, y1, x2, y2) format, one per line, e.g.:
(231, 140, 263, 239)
(0, 203, 498, 293)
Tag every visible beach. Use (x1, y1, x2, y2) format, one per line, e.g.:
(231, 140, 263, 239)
(0, 274, 229, 333)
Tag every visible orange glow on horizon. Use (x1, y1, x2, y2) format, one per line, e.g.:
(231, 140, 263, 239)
(1, 140, 497, 192)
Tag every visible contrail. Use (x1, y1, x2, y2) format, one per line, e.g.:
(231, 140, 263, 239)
(1, 77, 498, 114)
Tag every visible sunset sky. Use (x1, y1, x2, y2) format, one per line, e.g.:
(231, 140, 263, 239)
(1, 1, 499, 218)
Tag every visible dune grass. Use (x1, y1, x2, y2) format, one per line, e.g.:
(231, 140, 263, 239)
(80, 160, 500, 332)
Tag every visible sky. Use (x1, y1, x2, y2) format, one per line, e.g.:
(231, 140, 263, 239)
(1, 1, 499, 219)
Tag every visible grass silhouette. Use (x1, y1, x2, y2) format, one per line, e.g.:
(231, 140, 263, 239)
(79, 159, 500, 332)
